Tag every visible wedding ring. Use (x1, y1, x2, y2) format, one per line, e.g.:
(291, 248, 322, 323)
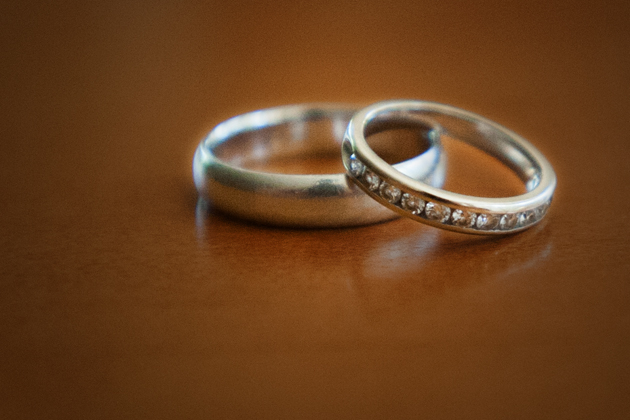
(342, 100, 556, 235)
(193, 104, 444, 227)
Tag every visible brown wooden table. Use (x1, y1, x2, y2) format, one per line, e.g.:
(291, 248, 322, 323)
(2, 1, 629, 418)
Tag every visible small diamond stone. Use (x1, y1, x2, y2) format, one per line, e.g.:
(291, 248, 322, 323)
(348, 154, 365, 177)
(517, 211, 536, 227)
(534, 202, 550, 220)
(400, 193, 425, 214)
(451, 209, 476, 227)
(364, 170, 381, 191)
(379, 182, 402, 204)
(476, 213, 499, 230)
(424, 202, 451, 223)
(499, 214, 518, 230)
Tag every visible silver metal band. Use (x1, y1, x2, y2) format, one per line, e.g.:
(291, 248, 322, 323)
(193, 104, 444, 227)
(342, 100, 557, 234)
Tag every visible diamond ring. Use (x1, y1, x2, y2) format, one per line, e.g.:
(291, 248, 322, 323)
(193, 104, 444, 227)
(342, 100, 556, 234)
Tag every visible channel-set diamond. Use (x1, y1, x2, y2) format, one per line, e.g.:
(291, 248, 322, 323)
(348, 154, 365, 177)
(476, 213, 499, 230)
(379, 182, 402, 204)
(424, 202, 451, 223)
(451, 209, 476, 228)
(534, 202, 550, 220)
(400, 193, 425, 215)
(499, 214, 518, 230)
(518, 211, 536, 227)
(364, 170, 381, 191)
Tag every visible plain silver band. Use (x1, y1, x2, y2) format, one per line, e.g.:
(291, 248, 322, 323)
(193, 104, 444, 227)
(342, 100, 557, 234)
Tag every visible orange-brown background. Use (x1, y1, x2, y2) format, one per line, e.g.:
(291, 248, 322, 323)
(1, 1, 629, 418)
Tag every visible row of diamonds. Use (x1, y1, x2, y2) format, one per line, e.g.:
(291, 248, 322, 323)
(348, 155, 550, 231)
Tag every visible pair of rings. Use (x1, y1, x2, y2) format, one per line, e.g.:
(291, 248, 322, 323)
(193, 100, 556, 235)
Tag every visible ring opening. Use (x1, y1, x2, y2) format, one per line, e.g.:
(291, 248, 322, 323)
(213, 110, 433, 174)
(364, 109, 541, 197)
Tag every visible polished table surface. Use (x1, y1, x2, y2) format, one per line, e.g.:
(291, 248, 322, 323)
(1, 1, 629, 418)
